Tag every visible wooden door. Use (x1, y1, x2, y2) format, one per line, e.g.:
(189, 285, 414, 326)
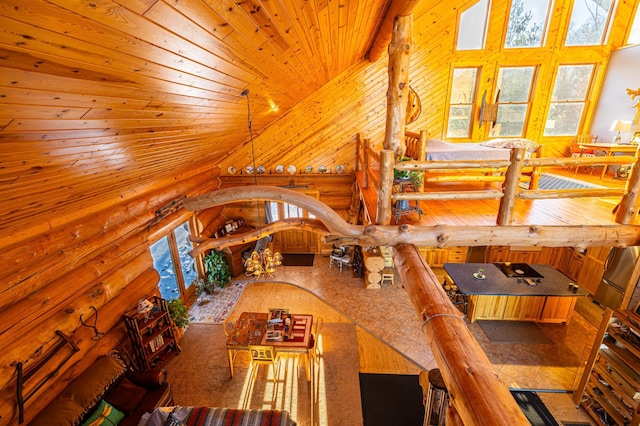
(270, 190, 320, 254)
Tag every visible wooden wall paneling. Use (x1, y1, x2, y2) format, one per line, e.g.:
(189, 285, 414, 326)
(0, 267, 158, 398)
(0, 168, 218, 299)
(0, 264, 159, 425)
(0, 233, 151, 338)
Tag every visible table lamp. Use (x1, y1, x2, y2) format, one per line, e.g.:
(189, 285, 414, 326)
(610, 120, 631, 143)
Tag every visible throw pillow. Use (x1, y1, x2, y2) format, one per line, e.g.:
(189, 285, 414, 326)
(164, 413, 184, 426)
(81, 400, 125, 426)
(104, 377, 146, 415)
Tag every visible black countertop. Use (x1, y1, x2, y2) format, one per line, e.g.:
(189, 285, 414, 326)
(443, 263, 589, 297)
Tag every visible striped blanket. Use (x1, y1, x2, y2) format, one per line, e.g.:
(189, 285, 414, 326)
(140, 406, 297, 426)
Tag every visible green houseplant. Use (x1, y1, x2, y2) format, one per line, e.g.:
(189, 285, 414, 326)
(167, 298, 189, 329)
(203, 249, 232, 291)
(394, 156, 412, 180)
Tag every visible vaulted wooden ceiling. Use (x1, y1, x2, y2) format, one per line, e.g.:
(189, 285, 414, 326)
(0, 0, 426, 239)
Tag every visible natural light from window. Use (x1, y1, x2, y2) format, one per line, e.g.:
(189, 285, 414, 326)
(457, 0, 490, 50)
(492, 67, 535, 137)
(447, 68, 478, 138)
(504, 0, 552, 48)
(565, 0, 614, 46)
(629, 5, 640, 44)
(544, 65, 594, 136)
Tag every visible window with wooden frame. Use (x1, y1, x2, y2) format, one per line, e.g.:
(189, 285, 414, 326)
(504, 0, 553, 48)
(565, 0, 615, 46)
(544, 64, 595, 136)
(446, 67, 480, 138)
(456, 0, 491, 51)
(268, 201, 316, 219)
(491, 66, 536, 137)
(150, 218, 198, 301)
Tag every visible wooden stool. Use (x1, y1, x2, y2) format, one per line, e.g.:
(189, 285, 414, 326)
(381, 267, 395, 286)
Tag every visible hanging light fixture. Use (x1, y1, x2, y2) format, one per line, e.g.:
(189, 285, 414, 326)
(241, 89, 282, 279)
(244, 248, 283, 278)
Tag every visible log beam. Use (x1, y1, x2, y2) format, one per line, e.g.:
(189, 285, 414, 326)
(383, 15, 412, 158)
(393, 244, 529, 425)
(367, 0, 421, 62)
(183, 187, 640, 249)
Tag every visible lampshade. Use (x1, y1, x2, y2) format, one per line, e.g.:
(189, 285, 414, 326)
(610, 120, 632, 132)
(137, 298, 154, 314)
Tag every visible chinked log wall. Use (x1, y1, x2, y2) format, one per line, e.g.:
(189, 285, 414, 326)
(0, 167, 220, 425)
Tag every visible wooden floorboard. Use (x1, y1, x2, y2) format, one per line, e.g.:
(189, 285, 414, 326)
(361, 167, 636, 227)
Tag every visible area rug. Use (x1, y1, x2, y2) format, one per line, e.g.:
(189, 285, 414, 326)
(478, 320, 553, 344)
(535, 173, 602, 190)
(281, 253, 315, 266)
(511, 391, 559, 426)
(359, 373, 424, 426)
(188, 281, 247, 324)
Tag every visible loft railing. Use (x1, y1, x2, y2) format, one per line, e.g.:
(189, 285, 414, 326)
(356, 133, 640, 226)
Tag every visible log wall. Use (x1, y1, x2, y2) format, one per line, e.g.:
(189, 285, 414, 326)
(0, 167, 220, 425)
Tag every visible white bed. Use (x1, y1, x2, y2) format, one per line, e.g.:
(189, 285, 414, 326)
(425, 139, 512, 161)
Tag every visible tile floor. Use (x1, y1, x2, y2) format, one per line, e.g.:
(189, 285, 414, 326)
(266, 254, 598, 424)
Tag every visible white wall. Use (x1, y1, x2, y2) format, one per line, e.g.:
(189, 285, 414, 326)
(591, 44, 640, 143)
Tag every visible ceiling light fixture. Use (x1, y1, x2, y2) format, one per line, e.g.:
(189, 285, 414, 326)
(241, 89, 282, 278)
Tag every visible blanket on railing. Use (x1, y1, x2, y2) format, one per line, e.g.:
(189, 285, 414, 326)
(139, 406, 297, 426)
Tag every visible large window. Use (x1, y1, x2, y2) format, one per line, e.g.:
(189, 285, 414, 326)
(492, 66, 535, 137)
(504, 0, 552, 48)
(447, 68, 479, 138)
(150, 220, 197, 300)
(457, 0, 491, 51)
(565, 0, 615, 46)
(268, 201, 315, 219)
(544, 65, 595, 136)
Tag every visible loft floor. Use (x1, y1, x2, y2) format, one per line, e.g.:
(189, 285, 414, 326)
(360, 166, 638, 227)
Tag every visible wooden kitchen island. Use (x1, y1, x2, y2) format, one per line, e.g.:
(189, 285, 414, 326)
(444, 263, 589, 324)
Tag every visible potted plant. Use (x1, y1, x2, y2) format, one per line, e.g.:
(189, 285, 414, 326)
(203, 249, 232, 290)
(394, 156, 412, 181)
(409, 169, 424, 189)
(167, 298, 189, 329)
(194, 276, 215, 296)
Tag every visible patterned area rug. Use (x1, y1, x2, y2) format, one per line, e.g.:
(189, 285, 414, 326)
(188, 281, 247, 324)
(535, 173, 602, 190)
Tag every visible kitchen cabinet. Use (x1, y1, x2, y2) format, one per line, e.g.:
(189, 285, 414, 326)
(486, 246, 510, 262)
(419, 246, 467, 267)
(565, 249, 585, 281)
(577, 309, 640, 426)
(578, 247, 608, 296)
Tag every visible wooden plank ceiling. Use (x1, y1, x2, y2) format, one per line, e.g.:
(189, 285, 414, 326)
(0, 0, 399, 238)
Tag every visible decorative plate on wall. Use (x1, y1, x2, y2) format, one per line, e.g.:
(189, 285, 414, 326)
(287, 165, 297, 174)
(305, 166, 313, 174)
(275, 165, 285, 174)
(336, 164, 346, 174)
(318, 166, 327, 174)
(245, 166, 254, 174)
(227, 166, 236, 174)
(257, 165, 266, 174)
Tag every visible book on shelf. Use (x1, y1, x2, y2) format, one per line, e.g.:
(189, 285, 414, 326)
(148, 335, 164, 352)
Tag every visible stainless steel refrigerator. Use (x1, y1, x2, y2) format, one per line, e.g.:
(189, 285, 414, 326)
(594, 246, 640, 309)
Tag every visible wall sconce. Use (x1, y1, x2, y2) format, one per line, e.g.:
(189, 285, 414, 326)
(79, 306, 104, 340)
(610, 120, 632, 143)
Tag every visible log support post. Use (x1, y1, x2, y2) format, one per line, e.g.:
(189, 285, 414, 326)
(392, 244, 530, 425)
(357, 133, 364, 173)
(497, 148, 526, 225)
(364, 138, 371, 189)
(383, 15, 412, 158)
(615, 155, 640, 224)
(377, 150, 395, 226)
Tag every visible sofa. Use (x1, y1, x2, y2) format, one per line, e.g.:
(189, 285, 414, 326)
(30, 352, 172, 426)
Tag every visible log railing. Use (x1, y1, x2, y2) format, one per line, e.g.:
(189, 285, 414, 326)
(356, 134, 640, 225)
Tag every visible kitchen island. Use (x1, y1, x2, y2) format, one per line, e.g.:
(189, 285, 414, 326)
(444, 263, 589, 324)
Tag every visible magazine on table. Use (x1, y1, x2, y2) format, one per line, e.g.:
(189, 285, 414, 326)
(268, 308, 289, 324)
